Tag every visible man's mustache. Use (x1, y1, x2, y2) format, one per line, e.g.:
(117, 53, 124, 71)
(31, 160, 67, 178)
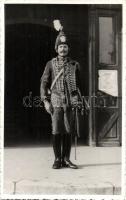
(59, 50, 67, 53)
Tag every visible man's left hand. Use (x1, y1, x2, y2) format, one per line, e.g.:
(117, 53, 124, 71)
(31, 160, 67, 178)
(71, 95, 82, 108)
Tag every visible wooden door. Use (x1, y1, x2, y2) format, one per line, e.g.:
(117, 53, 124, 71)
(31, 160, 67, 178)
(89, 5, 122, 146)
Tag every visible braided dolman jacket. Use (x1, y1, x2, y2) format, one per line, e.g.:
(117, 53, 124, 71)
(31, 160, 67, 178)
(40, 56, 81, 107)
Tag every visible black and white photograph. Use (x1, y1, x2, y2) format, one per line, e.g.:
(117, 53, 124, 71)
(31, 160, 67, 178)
(0, 1, 125, 198)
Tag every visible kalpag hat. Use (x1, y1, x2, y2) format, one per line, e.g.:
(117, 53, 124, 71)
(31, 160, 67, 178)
(53, 20, 69, 52)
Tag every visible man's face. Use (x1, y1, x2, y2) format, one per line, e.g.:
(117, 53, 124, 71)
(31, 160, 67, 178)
(57, 44, 69, 57)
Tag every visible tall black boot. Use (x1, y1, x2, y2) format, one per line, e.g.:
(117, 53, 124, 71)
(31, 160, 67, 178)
(62, 134, 78, 169)
(61, 134, 67, 167)
(52, 134, 61, 169)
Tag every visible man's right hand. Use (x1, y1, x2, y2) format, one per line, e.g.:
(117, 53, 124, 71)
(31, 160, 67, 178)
(44, 101, 53, 114)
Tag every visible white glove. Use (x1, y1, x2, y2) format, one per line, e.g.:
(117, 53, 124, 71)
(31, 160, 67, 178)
(44, 101, 53, 114)
(71, 95, 83, 109)
(71, 95, 78, 107)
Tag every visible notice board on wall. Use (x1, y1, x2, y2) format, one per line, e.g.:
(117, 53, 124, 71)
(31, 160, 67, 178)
(98, 70, 118, 97)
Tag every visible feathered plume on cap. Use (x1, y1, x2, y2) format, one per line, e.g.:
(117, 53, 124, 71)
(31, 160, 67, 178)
(53, 19, 69, 52)
(53, 19, 63, 32)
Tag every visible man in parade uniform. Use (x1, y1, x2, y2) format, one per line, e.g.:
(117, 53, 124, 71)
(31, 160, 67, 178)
(40, 20, 82, 169)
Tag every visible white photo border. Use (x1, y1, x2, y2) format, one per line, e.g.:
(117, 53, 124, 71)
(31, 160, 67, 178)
(0, 0, 126, 199)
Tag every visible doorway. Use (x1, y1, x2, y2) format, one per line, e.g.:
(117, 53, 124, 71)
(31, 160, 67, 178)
(4, 4, 89, 146)
(88, 5, 122, 146)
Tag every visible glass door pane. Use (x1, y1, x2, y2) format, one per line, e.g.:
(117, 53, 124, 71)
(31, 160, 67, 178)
(99, 17, 116, 65)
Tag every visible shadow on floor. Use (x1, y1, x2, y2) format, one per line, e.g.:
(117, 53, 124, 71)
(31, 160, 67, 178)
(78, 162, 121, 169)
